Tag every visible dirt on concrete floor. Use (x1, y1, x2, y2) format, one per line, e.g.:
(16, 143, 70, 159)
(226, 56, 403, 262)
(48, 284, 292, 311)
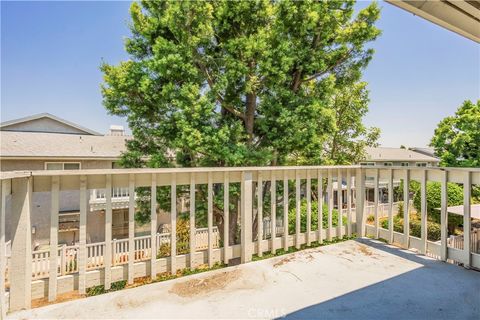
(31, 291, 85, 309)
(169, 269, 242, 298)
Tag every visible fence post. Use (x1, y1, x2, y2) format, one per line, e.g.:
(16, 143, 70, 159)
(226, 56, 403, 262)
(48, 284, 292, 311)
(9, 176, 32, 311)
(241, 171, 253, 263)
(355, 168, 365, 237)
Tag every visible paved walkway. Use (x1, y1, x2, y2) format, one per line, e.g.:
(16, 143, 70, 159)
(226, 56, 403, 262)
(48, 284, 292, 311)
(8, 239, 480, 319)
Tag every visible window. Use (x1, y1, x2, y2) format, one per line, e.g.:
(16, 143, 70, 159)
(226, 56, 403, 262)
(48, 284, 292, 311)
(416, 162, 427, 167)
(383, 162, 393, 166)
(401, 162, 410, 167)
(45, 162, 81, 170)
(360, 162, 375, 166)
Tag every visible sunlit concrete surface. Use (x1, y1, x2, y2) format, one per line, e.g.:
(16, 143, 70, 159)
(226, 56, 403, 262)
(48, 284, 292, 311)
(8, 239, 480, 320)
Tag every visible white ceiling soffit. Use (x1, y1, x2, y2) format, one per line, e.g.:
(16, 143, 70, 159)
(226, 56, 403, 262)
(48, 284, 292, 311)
(386, 0, 480, 43)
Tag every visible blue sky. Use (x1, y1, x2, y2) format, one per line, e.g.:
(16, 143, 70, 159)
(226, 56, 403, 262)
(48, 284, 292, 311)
(2, 1, 479, 148)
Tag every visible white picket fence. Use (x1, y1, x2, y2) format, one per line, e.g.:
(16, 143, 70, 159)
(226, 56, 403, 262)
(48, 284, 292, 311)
(28, 227, 219, 280)
(447, 229, 480, 254)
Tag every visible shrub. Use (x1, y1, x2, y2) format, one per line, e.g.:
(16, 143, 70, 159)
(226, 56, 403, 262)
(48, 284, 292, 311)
(287, 200, 347, 234)
(412, 181, 463, 233)
(157, 218, 190, 258)
(380, 214, 441, 241)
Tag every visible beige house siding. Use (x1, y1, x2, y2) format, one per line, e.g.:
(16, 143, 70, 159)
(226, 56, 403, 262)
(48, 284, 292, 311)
(1, 117, 91, 135)
(0, 159, 114, 172)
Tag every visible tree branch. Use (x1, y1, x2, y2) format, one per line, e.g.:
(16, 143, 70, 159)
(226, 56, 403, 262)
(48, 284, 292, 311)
(302, 49, 353, 83)
(194, 60, 246, 120)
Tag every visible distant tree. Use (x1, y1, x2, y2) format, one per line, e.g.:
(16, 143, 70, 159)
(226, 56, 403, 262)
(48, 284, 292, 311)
(101, 0, 381, 242)
(322, 82, 380, 165)
(431, 100, 480, 202)
(430, 100, 480, 167)
(400, 145, 406, 149)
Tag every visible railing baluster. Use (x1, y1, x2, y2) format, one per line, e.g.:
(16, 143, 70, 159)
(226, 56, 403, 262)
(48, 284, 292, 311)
(257, 172, 264, 256)
(189, 174, 196, 269)
(223, 172, 229, 265)
(403, 169, 410, 249)
(78, 175, 87, 294)
(355, 168, 365, 237)
(388, 169, 394, 244)
(127, 174, 135, 283)
(170, 173, 177, 273)
(318, 170, 323, 243)
(104, 175, 112, 290)
(338, 168, 343, 239)
(463, 171, 471, 267)
(48, 176, 59, 302)
(283, 172, 289, 251)
(207, 172, 213, 267)
(150, 173, 157, 277)
(420, 170, 427, 254)
(440, 171, 448, 261)
(241, 171, 253, 263)
(346, 169, 352, 237)
(306, 170, 312, 246)
(270, 171, 277, 254)
(0, 180, 7, 319)
(295, 170, 301, 250)
(374, 169, 379, 239)
(327, 170, 333, 241)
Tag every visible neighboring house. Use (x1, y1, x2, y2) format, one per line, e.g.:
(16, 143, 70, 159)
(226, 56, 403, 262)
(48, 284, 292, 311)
(0, 113, 170, 249)
(359, 147, 440, 203)
(361, 147, 440, 168)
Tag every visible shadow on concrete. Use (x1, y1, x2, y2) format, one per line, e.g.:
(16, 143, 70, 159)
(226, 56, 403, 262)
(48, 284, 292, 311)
(281, 238, 480, 320)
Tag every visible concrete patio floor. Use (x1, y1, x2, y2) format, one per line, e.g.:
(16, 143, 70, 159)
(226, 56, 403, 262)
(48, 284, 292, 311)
(8, 239, 480, 320)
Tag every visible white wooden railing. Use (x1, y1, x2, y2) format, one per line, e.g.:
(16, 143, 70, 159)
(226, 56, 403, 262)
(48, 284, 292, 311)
(1, 166, 480, 313)
(29, 227, 220, 279)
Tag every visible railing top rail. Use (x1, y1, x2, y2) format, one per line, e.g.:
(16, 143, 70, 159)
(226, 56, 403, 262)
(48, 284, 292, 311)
(26, 165, 362, 177)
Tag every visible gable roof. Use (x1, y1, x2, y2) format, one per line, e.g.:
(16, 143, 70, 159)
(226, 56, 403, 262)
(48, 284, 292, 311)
(0, 131, 129, 159)
(365, 147, 439, 162)
(0, 113, 101, 136)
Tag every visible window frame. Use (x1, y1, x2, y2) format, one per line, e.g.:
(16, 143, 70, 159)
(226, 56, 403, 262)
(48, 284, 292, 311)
(360, 162, 375, 166)
(45, 162, 81, 170)
(415, 162, 427, 167)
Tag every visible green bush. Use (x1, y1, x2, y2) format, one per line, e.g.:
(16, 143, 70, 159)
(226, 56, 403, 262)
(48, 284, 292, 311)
(413, 182, 463, 218)
(157, 218, 190, 258)
(380, 215, 441, 241)
(287, 200, 347, 234)
(412, 181, 463, 233)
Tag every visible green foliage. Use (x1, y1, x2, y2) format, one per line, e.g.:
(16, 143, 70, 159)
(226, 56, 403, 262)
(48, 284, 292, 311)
(412, 182, 463, 218)
(157, 218, 191, 258)
(86, 280, 127, 296)
(431, 100, 480, 168)
(287, 200, 347, 234)
(102, 0, 381, 239)
(102, 0, 381, 168)
(380, 215, 441, 241)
